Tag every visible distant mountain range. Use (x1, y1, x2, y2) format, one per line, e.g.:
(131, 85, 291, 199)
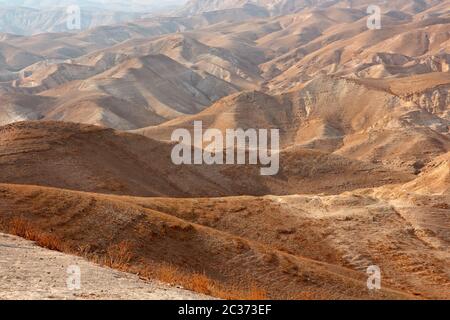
(0, 0, 186, 35)
(0, 0, 186, 12)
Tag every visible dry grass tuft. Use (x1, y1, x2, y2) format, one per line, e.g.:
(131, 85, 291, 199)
(187, 273, 211, 294)
(153, 263, 183, 285)
(8, 217, 64, 251)
(148, 264, 214, 295)
(104, 241, 134, 270)
(244, 285, 268, 300)
(141, 263, 268, 300)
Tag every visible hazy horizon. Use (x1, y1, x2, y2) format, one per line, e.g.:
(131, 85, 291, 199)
(0, 0, 188, 11)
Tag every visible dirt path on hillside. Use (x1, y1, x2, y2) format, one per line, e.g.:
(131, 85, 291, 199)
(0, 233, 210, 300)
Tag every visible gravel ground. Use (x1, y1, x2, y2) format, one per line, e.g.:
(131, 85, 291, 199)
(0, 233, 211, 300)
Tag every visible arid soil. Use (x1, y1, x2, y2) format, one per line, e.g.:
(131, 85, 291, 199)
(0, 177, 448, 299)
(0, 233, 211, 300)
(0, 183, 416, 300)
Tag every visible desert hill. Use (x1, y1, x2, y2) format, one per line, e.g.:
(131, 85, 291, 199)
(126, 184, 450, 299)
(0, 42, 44, 73)
(0, 182, 415, 299)
(136, 75, 449, 173)
(38, 54, 238, 129)
(2, 51, 243, 130)
(402, 152, 450, 195)
(0, 92, 53, 125)
(0, 121, 413, 197)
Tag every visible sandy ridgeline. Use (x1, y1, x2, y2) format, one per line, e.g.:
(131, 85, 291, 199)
(0, 233, 211, 300)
